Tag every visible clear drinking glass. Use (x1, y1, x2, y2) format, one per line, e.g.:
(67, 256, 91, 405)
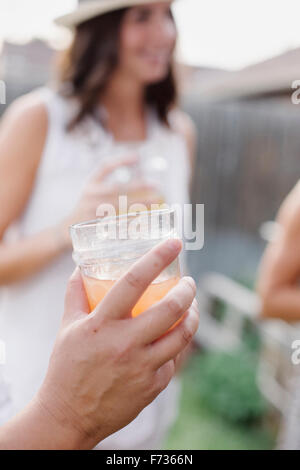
(102, 144, 169, 208)
(70, 209, 181, 317)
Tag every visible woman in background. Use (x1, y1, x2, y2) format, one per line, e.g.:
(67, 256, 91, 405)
(0, 0, 196, 449)
(257, 180, 300, 449)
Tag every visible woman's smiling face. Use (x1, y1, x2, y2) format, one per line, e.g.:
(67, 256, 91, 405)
(118, 1, 177, 84)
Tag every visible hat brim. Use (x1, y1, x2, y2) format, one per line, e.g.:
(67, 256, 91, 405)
(55, 0, 175, 29)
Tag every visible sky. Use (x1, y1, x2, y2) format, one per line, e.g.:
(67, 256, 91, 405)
(0, 0, 300, 70)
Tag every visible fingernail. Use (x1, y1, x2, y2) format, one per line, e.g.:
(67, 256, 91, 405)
(167, 238, 182, 252)
(183, 276, 196, 292)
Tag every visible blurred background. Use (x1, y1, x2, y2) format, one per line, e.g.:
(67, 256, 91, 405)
(1, 0, 300, 450)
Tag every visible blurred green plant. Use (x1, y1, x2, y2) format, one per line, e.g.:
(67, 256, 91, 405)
(187, 349, 267, 425)
(242, 319, 261, 352)
(165, 361, 275, 450)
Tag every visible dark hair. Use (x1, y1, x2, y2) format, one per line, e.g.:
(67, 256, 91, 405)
(56, 8, 177, 131)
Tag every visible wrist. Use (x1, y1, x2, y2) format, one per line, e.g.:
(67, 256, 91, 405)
(33, 388, 92, 450)
(0, 394, 88, 450)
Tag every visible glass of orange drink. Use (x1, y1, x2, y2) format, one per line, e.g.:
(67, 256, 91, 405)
(70, 209, 181, 319)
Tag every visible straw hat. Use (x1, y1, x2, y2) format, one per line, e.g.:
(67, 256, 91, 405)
(55, 0, 175, 29)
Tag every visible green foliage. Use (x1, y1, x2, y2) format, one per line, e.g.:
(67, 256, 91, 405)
(188, 349, 267, 425)
(165, 368, 275, 450)
(242, 319, 261, 352)
(211, 299, 227, 322)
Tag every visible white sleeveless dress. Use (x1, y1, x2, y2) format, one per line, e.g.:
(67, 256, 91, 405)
(0, 87, 190, 449)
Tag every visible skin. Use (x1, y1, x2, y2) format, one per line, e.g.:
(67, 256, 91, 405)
(0, 239, 199, 450)
(257, 180, 300, 322)
(0, 1, 196, 286)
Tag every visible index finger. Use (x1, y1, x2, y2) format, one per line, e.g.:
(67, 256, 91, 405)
(90, 238, 182, 321)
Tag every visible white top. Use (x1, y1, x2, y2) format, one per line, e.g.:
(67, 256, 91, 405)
(0, 88, 190, 449)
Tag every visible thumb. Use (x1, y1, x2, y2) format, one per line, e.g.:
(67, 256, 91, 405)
(63, 268, 90, 323)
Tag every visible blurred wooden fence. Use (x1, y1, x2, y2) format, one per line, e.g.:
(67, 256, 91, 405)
(183, 97, 300, 279)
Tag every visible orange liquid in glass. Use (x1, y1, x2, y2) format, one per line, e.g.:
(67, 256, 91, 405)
(83, 275, 180, 318)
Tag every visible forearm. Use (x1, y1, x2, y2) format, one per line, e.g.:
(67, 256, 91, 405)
(0, 223, 71, 285)
(260, 286, 300, 322)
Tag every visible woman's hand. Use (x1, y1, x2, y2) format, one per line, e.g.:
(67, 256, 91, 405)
(12, 238, 197, 450)
(60, 155, 162, 245)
